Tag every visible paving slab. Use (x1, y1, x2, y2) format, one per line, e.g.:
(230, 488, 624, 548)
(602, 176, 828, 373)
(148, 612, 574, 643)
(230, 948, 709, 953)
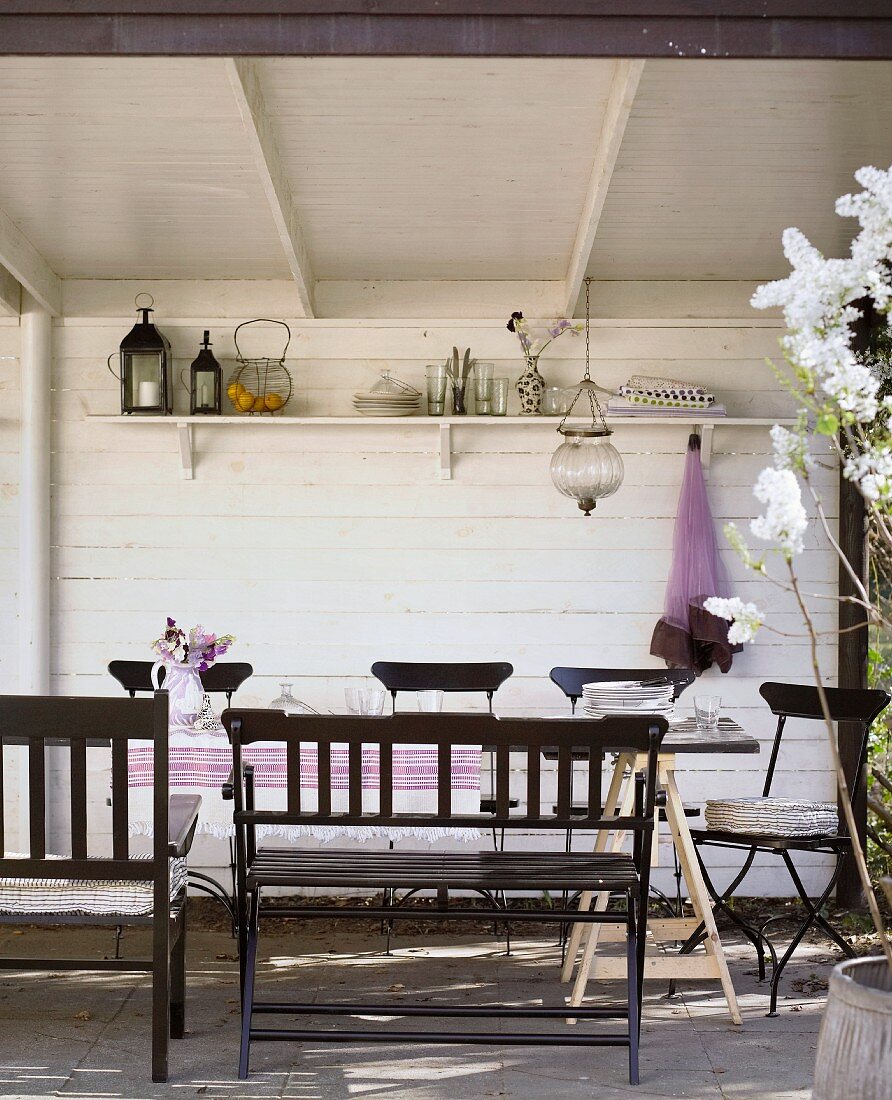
(0, 921, 841, 1099)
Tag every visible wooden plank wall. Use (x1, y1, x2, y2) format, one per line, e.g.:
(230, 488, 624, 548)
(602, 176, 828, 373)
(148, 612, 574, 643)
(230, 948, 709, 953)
(0, 283, 840, 895)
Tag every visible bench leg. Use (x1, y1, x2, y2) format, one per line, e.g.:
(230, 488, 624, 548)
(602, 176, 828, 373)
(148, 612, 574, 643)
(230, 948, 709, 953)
(152, 908, 171, 1082)
(239, 891, 260, 1080)
(170, 906, 186, 1040)
(627, 893, 640, 1086)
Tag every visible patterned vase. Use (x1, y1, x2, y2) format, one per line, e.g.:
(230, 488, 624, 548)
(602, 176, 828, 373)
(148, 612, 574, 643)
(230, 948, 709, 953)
(516, 357, 545, 415)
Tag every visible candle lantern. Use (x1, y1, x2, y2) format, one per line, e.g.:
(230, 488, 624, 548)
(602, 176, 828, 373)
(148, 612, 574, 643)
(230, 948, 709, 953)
(189, 330, 222, 415)
(550, 278, 624, 515)
(115, 293, 172, 415)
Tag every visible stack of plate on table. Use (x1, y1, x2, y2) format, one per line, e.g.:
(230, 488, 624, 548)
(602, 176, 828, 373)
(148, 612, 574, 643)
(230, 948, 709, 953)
(581, 679, 675, 718)
(353, 372, 422, 417)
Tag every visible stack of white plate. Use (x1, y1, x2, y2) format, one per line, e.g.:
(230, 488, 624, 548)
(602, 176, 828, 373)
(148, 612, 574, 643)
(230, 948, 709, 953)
(581, 679, 675, 718)
(353, 373, 422, 417)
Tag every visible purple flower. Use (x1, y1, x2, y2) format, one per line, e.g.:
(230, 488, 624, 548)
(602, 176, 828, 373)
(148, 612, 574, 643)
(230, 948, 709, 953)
(507, 311, 523, 333)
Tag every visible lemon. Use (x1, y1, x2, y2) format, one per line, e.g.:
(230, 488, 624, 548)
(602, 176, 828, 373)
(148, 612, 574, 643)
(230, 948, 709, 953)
(227, 381, 247, 402)
(235, 392, 255, 412)
(252, 395, 266, 412)
(264, 392, 284, 412)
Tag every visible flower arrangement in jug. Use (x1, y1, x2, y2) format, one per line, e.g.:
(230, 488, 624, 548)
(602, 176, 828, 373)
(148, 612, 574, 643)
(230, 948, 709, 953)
(507, 312, 582, 414)
(150, 618, 236, 727)
(152, 618, 235, 670)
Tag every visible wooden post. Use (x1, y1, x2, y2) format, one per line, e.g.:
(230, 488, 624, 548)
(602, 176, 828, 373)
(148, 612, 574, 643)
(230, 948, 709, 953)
(837, 299, 875, 907)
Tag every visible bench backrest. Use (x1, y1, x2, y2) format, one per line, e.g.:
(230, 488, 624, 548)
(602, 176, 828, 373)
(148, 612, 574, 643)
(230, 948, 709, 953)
(222, 709, 665, 833)
(0, 693, 169, 885)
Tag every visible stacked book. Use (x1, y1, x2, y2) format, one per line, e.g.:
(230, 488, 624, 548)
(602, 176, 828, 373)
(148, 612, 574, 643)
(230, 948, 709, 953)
(608, 374, 725, 417)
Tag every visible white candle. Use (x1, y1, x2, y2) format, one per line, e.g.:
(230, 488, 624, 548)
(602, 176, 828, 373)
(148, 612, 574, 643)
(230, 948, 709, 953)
(137, 379, 160, 407)
(199, 382, 209, 406)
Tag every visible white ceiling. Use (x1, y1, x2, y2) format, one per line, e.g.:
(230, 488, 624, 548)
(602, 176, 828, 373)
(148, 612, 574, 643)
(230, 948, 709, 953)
(588, 60, 892, 282)
(0, 56, 890, 292)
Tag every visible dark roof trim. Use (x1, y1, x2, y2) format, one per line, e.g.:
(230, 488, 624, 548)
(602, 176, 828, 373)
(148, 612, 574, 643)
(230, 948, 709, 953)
(1, 4, 890, 58)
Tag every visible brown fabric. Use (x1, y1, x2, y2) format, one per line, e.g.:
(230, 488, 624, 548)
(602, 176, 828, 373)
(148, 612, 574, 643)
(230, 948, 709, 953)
(650, 596, 741, 675)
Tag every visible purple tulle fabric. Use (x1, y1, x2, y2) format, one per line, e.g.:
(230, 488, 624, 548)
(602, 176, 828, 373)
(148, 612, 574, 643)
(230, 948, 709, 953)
(650, 435, 741, 674)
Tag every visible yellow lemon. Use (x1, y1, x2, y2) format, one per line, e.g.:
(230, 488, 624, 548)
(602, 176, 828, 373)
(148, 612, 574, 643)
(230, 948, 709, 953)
(252, 395, 266, 412)
(235, 392, 255, 412)
(227, 381, 247, 403)
(264, 392, 284, 412)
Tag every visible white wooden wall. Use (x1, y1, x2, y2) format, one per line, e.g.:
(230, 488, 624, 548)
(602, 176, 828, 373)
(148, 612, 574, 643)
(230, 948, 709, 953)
(0, 281, 840, 895)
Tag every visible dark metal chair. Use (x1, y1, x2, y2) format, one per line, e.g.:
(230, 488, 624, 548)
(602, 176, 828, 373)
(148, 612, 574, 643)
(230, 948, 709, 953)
(549, 666, 696, 714)
(549, 666, 698, 929)
(223, 709, 666, 1085)
(370, 660, 515, 949)
(108, 659, 253, 927)
(108, 659, 254, 706)
(688, 680, 890, 1015)
(0, 692, 200, 1082)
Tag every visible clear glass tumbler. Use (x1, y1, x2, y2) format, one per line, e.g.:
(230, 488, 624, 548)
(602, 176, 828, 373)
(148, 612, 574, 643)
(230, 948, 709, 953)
(473, 362, 494, 415)
(417, 689, 444, 712)
(694, 695, 721, 730)
(359, 688, 386, 716)
(425, 364, 448, 416)
(491, 377, 509, 416)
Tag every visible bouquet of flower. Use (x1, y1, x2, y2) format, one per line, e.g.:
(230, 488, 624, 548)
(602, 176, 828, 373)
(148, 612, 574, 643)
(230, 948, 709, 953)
(507, 312, 582, 363)
(151, 617, 235, 671)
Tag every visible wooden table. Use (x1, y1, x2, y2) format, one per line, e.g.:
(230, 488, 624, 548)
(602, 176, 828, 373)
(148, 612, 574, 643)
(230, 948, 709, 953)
(495, 712, 758, 1025)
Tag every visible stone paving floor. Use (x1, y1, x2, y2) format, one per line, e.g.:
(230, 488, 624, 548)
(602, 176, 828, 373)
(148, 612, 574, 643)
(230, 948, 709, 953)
(0, 919, 838, 1100)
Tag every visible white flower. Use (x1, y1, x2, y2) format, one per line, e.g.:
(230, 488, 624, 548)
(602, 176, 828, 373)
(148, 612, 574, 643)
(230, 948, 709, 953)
(844, 445, 892, 504)
(704, 597, 764, 644)
(770, 423, 812, 472)
(750, 468, 808, 557)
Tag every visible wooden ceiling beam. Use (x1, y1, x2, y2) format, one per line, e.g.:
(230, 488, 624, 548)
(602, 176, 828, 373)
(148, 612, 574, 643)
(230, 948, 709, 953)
(225, 57, 316, 318)
(0, 207, 61, 317)
(563, 59, 644, 318)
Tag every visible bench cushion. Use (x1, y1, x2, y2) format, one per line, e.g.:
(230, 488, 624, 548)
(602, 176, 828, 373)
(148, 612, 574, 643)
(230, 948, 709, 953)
(705, 797, 838, 838)
(0, 855, 188, 917)
(247, 847, 638, 892)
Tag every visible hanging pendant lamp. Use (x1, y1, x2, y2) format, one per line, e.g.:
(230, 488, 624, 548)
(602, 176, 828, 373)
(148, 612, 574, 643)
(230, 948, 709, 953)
(550, 278, 624, 515)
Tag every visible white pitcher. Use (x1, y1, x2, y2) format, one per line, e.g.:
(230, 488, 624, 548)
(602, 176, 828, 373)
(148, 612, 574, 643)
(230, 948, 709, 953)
(151, 660, 204, 727)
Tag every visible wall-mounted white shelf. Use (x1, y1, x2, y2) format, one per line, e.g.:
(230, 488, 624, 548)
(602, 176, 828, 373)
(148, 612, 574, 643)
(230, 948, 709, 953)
(87, 414, 793, 481)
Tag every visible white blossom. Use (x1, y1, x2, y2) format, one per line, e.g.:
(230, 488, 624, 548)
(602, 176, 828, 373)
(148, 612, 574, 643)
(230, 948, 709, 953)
(703, 597, 764, 645)
(844, 446, 892, 504)
(770, 423, 811, 472)
(749, 468, 808, 557)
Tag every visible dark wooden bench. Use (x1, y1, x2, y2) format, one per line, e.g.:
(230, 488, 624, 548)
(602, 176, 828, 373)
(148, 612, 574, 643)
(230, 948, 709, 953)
(0, 692, 201, 1082)
(222, 709, 666, 1085)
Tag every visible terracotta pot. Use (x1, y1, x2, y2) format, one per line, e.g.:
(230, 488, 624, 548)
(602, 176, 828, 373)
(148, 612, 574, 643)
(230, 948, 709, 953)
(812, 955, 892, 1100)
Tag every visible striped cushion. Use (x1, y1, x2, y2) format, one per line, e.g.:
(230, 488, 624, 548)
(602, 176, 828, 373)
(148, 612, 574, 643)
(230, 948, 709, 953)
(705, 797, 838, 838)
(0, 855, 188, 916)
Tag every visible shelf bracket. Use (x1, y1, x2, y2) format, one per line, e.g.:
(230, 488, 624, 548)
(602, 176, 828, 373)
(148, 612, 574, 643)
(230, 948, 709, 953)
(439, 422, 452, 480)
(176, 422, 194, 480)
(696, 422, 715, 474)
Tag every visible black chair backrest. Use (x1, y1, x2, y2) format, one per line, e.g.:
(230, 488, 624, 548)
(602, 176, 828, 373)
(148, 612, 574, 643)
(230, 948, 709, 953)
(0, 692, 169, 879)
(370, 661, 514, 712)
(223, 709, 665, 834)
(108, 660, 254, 704)
(758, 681, 890, 806)
(550, 666, 696, 713)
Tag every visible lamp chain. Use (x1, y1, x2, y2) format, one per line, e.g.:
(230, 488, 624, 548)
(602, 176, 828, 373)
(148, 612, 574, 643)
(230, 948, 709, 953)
(558, 277, 608, 434)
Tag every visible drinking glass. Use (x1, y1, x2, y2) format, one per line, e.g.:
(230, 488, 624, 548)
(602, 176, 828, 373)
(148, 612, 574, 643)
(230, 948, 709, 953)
(417, 689, 444, 712)
(543, 386, 569, 415)
(473, 362, 494, 415)
(359, 687, 386, 716)
(345, 686, 362, 714)
(425, 364, 447, 416)
(491, 377, 509, 416)
(694, 695, 721, 730)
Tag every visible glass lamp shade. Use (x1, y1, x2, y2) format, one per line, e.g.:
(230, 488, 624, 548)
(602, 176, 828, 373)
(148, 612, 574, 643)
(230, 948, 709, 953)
(550, 427, 624, 516)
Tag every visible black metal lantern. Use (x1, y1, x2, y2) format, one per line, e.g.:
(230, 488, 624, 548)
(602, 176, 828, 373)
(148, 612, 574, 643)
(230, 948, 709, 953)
(117, 293, 172, 415)
(189, 330, 222, 415)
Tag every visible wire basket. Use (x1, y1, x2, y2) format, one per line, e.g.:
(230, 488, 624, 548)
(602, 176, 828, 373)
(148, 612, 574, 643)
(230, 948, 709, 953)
(227, 318, 293, 415)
